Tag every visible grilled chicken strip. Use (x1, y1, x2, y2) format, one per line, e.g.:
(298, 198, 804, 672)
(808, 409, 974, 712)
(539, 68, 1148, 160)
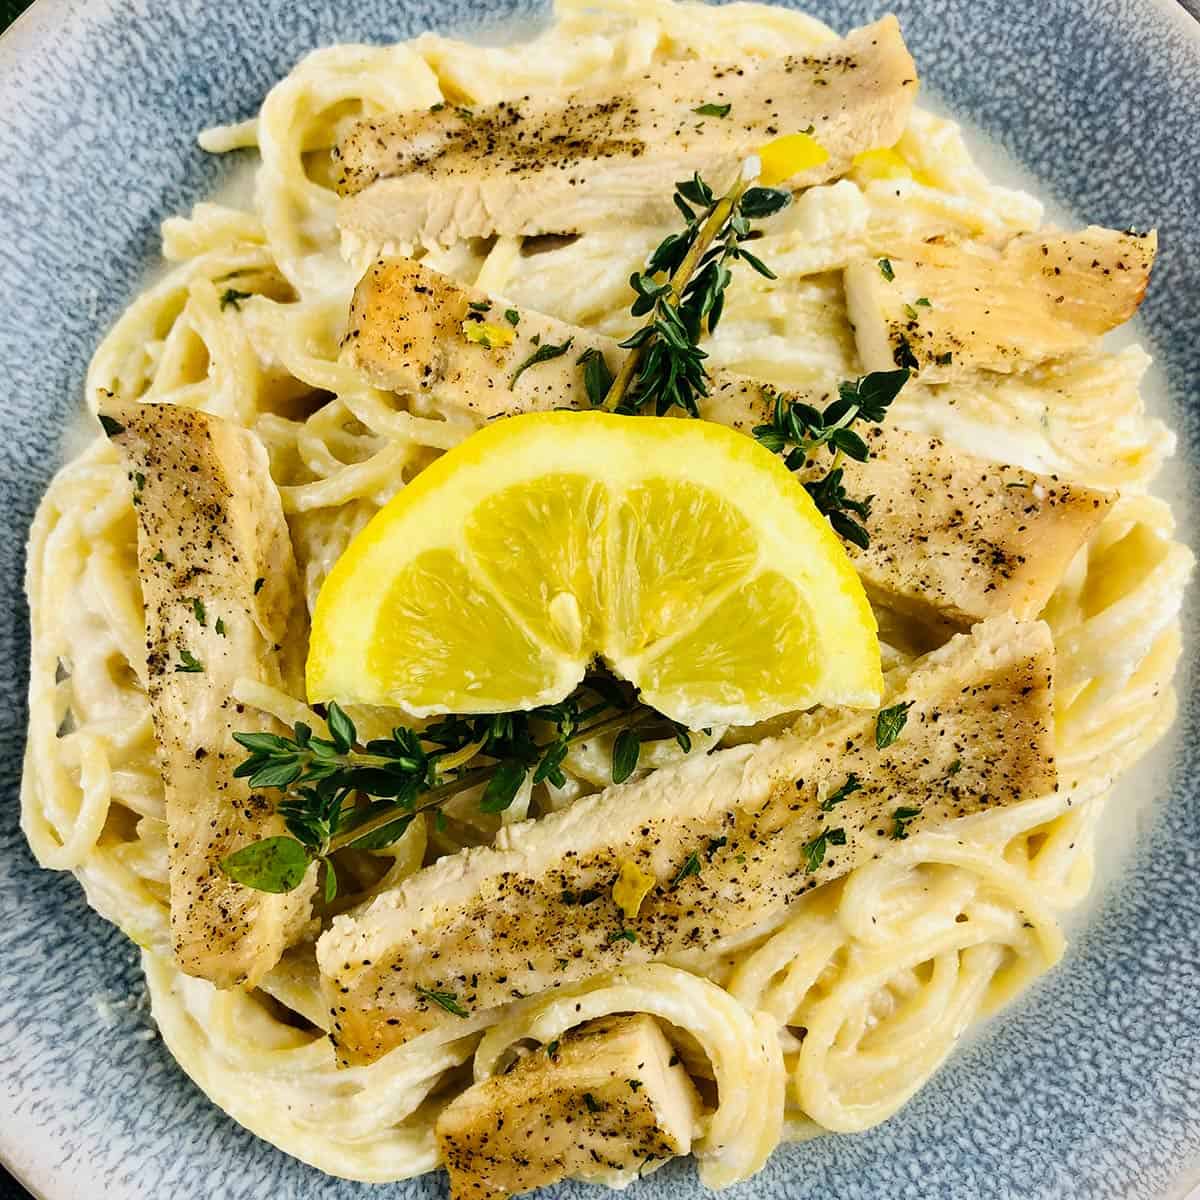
(844, 227, 1156, 381)
(318, 616, 1056, 1065)
(344, 257, 1113, 625)
(107, 402, 316, 988)
(436, 1014, 700, 1200)
(334, 17, 918, 247)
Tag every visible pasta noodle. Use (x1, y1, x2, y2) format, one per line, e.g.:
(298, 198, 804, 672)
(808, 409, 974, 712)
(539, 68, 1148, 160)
(20, 0, 1192, 1187)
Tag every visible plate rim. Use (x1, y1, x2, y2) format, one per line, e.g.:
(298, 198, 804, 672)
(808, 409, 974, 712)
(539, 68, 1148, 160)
(2, 0, 1200, 1198)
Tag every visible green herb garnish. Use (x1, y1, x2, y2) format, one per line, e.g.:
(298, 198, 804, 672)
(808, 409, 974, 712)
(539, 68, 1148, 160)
(480, 759, 527, 814)
(584, 1092, 602, 1113)
(803, 826, 847, 873)
(612, 727, 642, 784)
(875, 701, 913, 750)
(578, 347, 615, 408)
(878, 258, 895, 281)
(504, 308, 520, 326)
(415, 985, 469, 1018)
(214, 617, 227, 637)
(221, 684, 672, 894)
(752, 369, 909, 548)
(253, 577, 265, 595)
(608, 928, 638, 944)
(322, 859, 339, 903)
(511, 338, 574, 388)
(191, 598, 206, 626)
(174, 649, 203, 673)
(819, 773, 861, 812)
(671, 851, 701, 887)
(600, 170, 790, 416)
(99, 414, 125, 438)
(220, 836, 309, 893)
(693, 102, 732, 117)
(891, 806, 922, 840)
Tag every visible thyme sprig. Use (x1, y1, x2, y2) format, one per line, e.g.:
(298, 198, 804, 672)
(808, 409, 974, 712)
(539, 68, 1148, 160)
(752, 368, 910, 548)
(220, 680, 685, 894)
(591, 154, 908, 551)
(601, 169, 791, 416)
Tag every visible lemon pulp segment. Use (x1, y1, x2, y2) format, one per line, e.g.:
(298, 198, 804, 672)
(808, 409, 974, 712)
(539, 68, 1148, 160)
(306, 412, 881, 726)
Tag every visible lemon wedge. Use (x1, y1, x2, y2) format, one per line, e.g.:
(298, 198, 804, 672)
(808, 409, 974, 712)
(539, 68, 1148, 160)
(307, 412, 881, 727)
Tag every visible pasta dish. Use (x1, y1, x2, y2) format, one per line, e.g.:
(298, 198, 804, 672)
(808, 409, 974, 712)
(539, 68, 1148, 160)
(21, 1, 1193, 1194)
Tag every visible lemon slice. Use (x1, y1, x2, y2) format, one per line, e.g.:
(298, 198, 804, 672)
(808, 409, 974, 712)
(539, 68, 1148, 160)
(307, 412, 881, 726)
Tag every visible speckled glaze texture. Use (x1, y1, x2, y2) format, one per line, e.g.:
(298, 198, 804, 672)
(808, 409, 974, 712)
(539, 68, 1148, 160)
(1, 1, 1198, 1198)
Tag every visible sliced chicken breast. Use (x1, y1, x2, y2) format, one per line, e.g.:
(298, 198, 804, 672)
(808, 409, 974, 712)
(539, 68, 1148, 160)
(344, 257, 1113, 625)
(436, 1014, 700, 1199)
(107, 402, 316, 988)
(831, 424, 1111, 625)
(335, 17, 918, 246)
(844, 227, 1156, 381)
(318, 616, 1057, 1065)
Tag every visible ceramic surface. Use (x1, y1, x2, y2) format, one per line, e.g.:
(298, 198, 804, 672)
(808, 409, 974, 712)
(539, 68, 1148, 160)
(1, 1, 1198, 1197)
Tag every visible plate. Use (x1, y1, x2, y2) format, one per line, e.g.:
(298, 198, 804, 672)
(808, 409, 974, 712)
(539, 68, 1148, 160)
(1, 1, 1198, 1198)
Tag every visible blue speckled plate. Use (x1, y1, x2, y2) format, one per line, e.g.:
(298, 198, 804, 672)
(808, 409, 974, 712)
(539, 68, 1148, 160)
(2, 1, 1199, 1198)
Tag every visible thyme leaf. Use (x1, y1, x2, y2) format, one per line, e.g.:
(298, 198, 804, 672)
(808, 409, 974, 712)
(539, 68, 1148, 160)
(802, 826, 847, 873)
(220, 836, 310, 893)
(511, 338, 574, 387)
(819, 773, 861, 812)
(612, 727, 642, 784)
(751, 369, 909, 547)
(875, 701, 914, 750)
(415, 985, 469, 1018)
(578, 347, 615, 408)
(671, 851, 701, 887)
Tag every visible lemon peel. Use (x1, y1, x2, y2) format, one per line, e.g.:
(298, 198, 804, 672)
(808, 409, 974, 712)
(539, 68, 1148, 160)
(613, 859, 657, 920)
(850, 146, 934, 188)
(756, 132, 829, 186)
(462, 320, 515, 349)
